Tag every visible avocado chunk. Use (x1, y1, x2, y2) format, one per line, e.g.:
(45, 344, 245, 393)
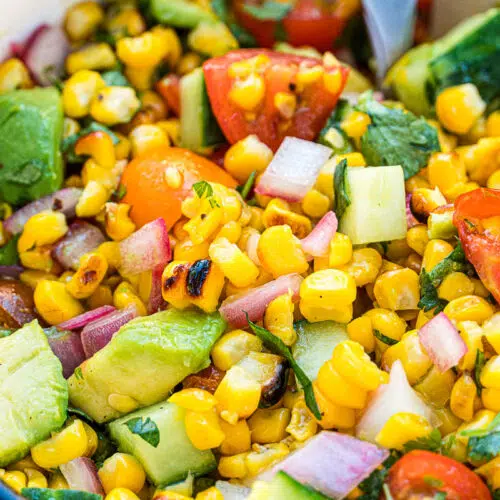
(68, 309, 226, 423)
(108, 401, 216, 485)
(151, 0, 216, 28)
(22, 489, 101, 500)
(0, 320, 68, 467)
(249, 471, 328, 499)
(0, 88, 64, 206)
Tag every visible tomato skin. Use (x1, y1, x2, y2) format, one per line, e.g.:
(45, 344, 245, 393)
(454, 188, 500, 304)
(155, 74, 181, 116)
(203, 49, 348, 151)
(387, 450, 492, 500)
(121, 146, 237, 229)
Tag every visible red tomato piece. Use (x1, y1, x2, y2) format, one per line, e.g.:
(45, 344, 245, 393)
(155, 74, 181, 116)
(387, 450, 492, 500)
(454, 188, 500, 304)
(203, 49, 349, 151)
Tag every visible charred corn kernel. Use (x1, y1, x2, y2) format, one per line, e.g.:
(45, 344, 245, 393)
(219, 419, 251, 455)
(436, 84, 486, 134)
(414, 365, 456, 408)
(20, 270, 58, 289)
(31, 419, 88, 468)
(169, 388, 217, 412)
(323, 69, 343, 94)
(19, 248, 55, 275)
(274, 91, 296, 120)
(301, 189, 330, 219)
(66, 43, 117, 74)
(98, 453, 145, 494)
(188, 21, 238, 57)
(107, 8, 146, 39)
(76, 180, 110, 217)
(373, 268, 420, 311)
(177, 52, 202, 76)
(258, 225, 309, 278)
(312, 382, 355, 429)
(482, 388, 500, 412)
(406, 225, 429, 256)
(117, 32, 168, 68)
(450, 373, 477, 421)
(2, 471, 26, 493)
(104, 203, 136, 241)
(457, 409, 496, 447)
(18, 211, 68, 252)
(66, 251, 108, 299)
(218, 453, 248, 479)
(339, 248, 382, 287)
(315, 159, 335, 200)
(335, 152, 367, 167)
(438, 272, 475, 302)
(229, 74, 265, 111)
(48, 472, 69, 490)
(248, 408, 291, 444)
(286, 399, 317, 441)
(34, 280, 84, 325)
(0, 58, 32, 93)
(341, 111, 371, 139)
(90, 86, 140, 126)
(130, 124, 170, 157)
(333, 340, 387, 391)
(98, 241, 121, 270)
(196, 487, 223, 500)
(113, 281, 147, 316)
(245, 443, 290, 477)
(422, 239, 454, 272)
(105, 488, 140, 500)
(411, 188, 447, 219)
(264, 292, 296, 346)
(212, 330, 262, 372)
(296, 65, 324, 88)
(209, 237, 259, 288)
(24, 468, 47, 489)
(75, 130, 116, 169)
(480, 355, 500, 389)
(174, 239, 209, 261)
(476, 457, 500, 491)
(347, 316, 375, 353)
(262, 199, 311, 238)
(300, 269, 356, 308)
(375, 413, 432, 450)
(161, 261, 191, 309)
(185, 409, 225, 450)
(427, 152, 467, 198)
(64, 1, 104, 41)
(486, 111, 500, 137)
(444, 295, 494, 323)
(215, 366, 261, 423)
(456, 321, 484, 371)
(184, 209, 223, 245)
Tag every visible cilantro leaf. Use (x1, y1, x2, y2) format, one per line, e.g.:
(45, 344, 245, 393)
(101, 70, 131, 87)
(0, 234, 20, 266)
(358, 452, 401, 500)
(356, 92, 440, 180)
(124, 416, 160, 447)
(74, 367, 83, 381)
(193, 180, 214, 199)
(318, 99, 354, 154)
(243, 1, 293, 21)
(474, 350, 486, 396)
(418, 268, 448, 313)
(246, 315, 321, 420)
(434, 493, 447, 500)
(374, 329, 398, 346)
(403, 429, 442, 454)
(333, 159, 350, 220)
(237, 171, 256, 200)
(468, 432, 500, 462)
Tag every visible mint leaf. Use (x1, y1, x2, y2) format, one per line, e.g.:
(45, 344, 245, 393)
(333, 159, 350, 220)
(243, 1, 292, 21)
(124, 416, 160, 447)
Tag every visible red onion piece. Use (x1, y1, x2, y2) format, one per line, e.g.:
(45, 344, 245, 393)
(119, 218, 171, 276)
(220, 273, 303, 328)
(9, 24, 48, 59)
(52, 221, 106, 270)
(148, 264, 166, 314)
(406, 193, 420, 229)
(259, 431, 389, 499)
(57, 305, 116, 331)
(255, 137, 331, 202)
(301, 211, 338, 258)
(45, 328, 86, 379)
(81, 305, 139, 358)
(418, 312, 467, 373)
(4, 188, 82, 235)
(0, 265, 24, 279)
(60, 457, 104, 495)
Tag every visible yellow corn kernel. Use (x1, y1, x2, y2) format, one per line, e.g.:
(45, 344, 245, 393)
(428, 119, 458, 153)
(34, 280, 84, 325)
(436, 84, 486, 135)
(229, 74, 265, 111)
(18, 211, 68, 252)
(2, 471, 27, 493)
(314, 159, 335, 200)
(177, 52, 203, 76)
(434, 407, 463, 436)
(19, 246, 55, 272)
(185, 409, 225, 450)
(483, 313, 500, 354)
(228, 54, 270, 79)
(156, 119, 180, 146)
(375, 413, 433, 450)
(339, 248, 382, 287)
(248, 408, 291, 444)
(286, 399, 317, 442)
(427, 152, 467, 198)
(117, 31, 168, 68)
(414, 365, 456, 408)
(214, 366, 261, 423)
(196, 486, 223, 500)
(113, 281, 147, 316)
(66, 251, 108, 299)
(90, 86, 141, 126)
(300, 300, 353, 324)
(301, 189, 330, 219)
(148, 26, 181, 69)
(24, 468, 48, 489)
(31, 419, 88, 468)
(327, 232, 352, 268)
(437, 272, 475, 302)
(64, 1, 104, 41)
(48, 472, 69, 490)
(450, 373, 477, 421)
(262, 199, 311, 239)
(323, 68, 343, 94)
(457, 321, 484, 372)
(422, 239, 454, 272)
(66, 43, 117, 74)
(215, 221, 241, 244)
(20, 270, 58, 289)
(482, 388, 500, 412)
(480, 355, 500, 389)
(98, 241, 121, 271)
(296, 64, 323, 88)
(124, 65, 155, 91)
(373, 268, 420, 311)
(105, 488, 140, 500)
(219, 419, 251, 455)
(0, 58, 32, 93)
(341, 111, 371, 139)
(65, 174, 84, 188)
(245, 443, 290, 477)
(208, 237, 259, 288)
(335, 152, 367, 168)
(212, 330, 262, 372)
(406, 225, 429, 257)
(487, 170, 500, 190)
(188, 20, 237, 57)
(81, 159, 119, 190)
(184, 209, 223, 245)
(457, 409, 496, 447)
(130, 124, 170, 157)
(461, 138, 500, 185)
(300, 269, 356, 308)
(385, 238, 412, 261)
(80, 421, 98, 458)
(174, 239, 209, 262)
(113, 133, 131, 161)
(169, 388, 217, 412)
(347, 316, 375, 353)
(313, 256, 329, 272)
(98, 453, 146, 494)
(312, 382, 355, 429)
(75, 130, 116, 170)
(365, 308, 407, 350)
(486, 111, 500, 137)
(410, 187, 446, 219)
(76, 180, 110, 218)
(444, 295, 494, 324)
(274, 91, 297, 120)
(107, 8, 146, 39)
(160, 261, 192, 309)
(87, 285, 113, 310)
(264, 292, 296, 346)
(476, 457, 500, 491)
(257, 225, 309, 278)
(104, 203, 136, 241)
(64, 70, 107, 119)
(218, 453, 248, 479)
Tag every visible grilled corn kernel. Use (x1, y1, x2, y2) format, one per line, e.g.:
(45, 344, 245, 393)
(257, 225, 309, 278)
(105, 488, 140, 500)
(421, 239, 454, 272)
(34, 280, 84, 325)
(215, 366, 261, 423)
(312, 382, 355, 429)
(414, 365, 456, 408)
(113, 281, 147, 316)
(212, 330, 263, 371)
(300, 268, 356, 308)
(286, 399, 317, 442)
(339, 248, 382, 287)
(0, 58, 32, 93)
(75, 130, 116, 169)
(450, 373, 478, 421)
(18, 211, 68, 252)
(375, 413, 432, 450)
(169, 388, 217, 412)
(76, 180, 110, 217)
(341, 111, 371, 139)
(229, 74, 265, 111)
(188, 21, 238, 57)
(130, 124, 170, 157)
(437, 272, 475, 302)
(264, 292, 296, 346)
(218, 453, 248, 479)
(117, 31, 168, 69)
(248, 408, 291, 444)
(2, 471, 26, 493)
(373, 268, 420, 311)
(301, 189, 330, 219)
(327, 232, 352, 268)
(66, 251, 108, 299)
(443, 295, 494, 323)
(66, 43, 117, 74)
(347, 316, 375, 353)
(245, 443, 290, 477)
(427, 152, 467, 198)
(482, 388, 500, 412)
(98, 453, 146, 494)
(90, 86, 140, 126)
(411, 187, 447, 219)
(436, 84, 486, 135)
(456, 321, 484, 371)
(184, 209, 223, 245)
(24, 468, 48, 489)
(104, 203, 136, 241)
(406, 225, 429, 256)
(177, 52, 203, 76)
(185, 408, 225, 450)
(31, 419, 88, 468)
(262, 199, 311, 238)
(64, 1, 104, 41)
(219, 420, 251, 456)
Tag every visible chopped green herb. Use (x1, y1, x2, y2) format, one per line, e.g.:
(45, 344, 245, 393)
(237, 171, 256, 200)
(424, 476, 444, 488)
(382, 485, 394, 500)
(0, 234, 20, 266)
(373, 329, 398, 346)
(419, 269, 448, 313)
(403, 429, 442, 454)
(468, 432, 500, 462)
(101, 70, 131, 87)
(210, 0, 257, 47)
(124, 416, 160, 447)
(93, 430, 117, 468)
(113, 184, 128, 202)
(67, 406, 95, 423)
(274, 21, 288, 42)
(358, 452, 401, 500)
(333, 159, 350, 220)
(193, 180, 214, 199)
(460, 412, 500, 438)
(434, 493, 447, 500)
(474, 349, 486, 396)
(318, 99, 354, 154)
(243, 1, 293, 21)
(74, 367, 84, 381)
(0, 328, 13, 338)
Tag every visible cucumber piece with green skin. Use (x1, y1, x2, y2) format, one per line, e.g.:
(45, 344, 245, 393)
(249, 471, 329, 499)
(180, 68, 225, 153)
(151, 0, 216, 28)
(108, 401, 216, 486)
(22, 489, 101, 500)
(292, 321, 348, 382)
(427, 211, 457, 240)
(338, 166, 407, 245)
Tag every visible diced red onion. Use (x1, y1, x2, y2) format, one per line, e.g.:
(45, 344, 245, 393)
(81, 305, 139, 358)
(148, 264, 166, 314)
(406, 193, 420, 229)
(258, 431, 389, 499)
(46, 328, 86, 379)
(4, 188, 82, 235)
(418, 312, 467, 373)
(255, 137, 331, 202)
(52, 221, 106, 270)
(9, 24, 48, 59)
(60, 457, 104, 495)
(220, 273, 303, 328)
(57, 305, 116, 331)
(301, 211, 338, 258)
(0, 265, 24, 279)
(356, 360, 438, 443)
(119, 218, 171, 276)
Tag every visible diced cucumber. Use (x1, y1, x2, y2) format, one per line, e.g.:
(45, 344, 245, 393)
(151, 0, 216, 28)
(292, 321, 348, 382)
(108, 401, 216, 486)
(180, 68, 225, 153)
(427, 210, 457, 240)
(249, 471, 328, 499)
(338, 166, 406, 245)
